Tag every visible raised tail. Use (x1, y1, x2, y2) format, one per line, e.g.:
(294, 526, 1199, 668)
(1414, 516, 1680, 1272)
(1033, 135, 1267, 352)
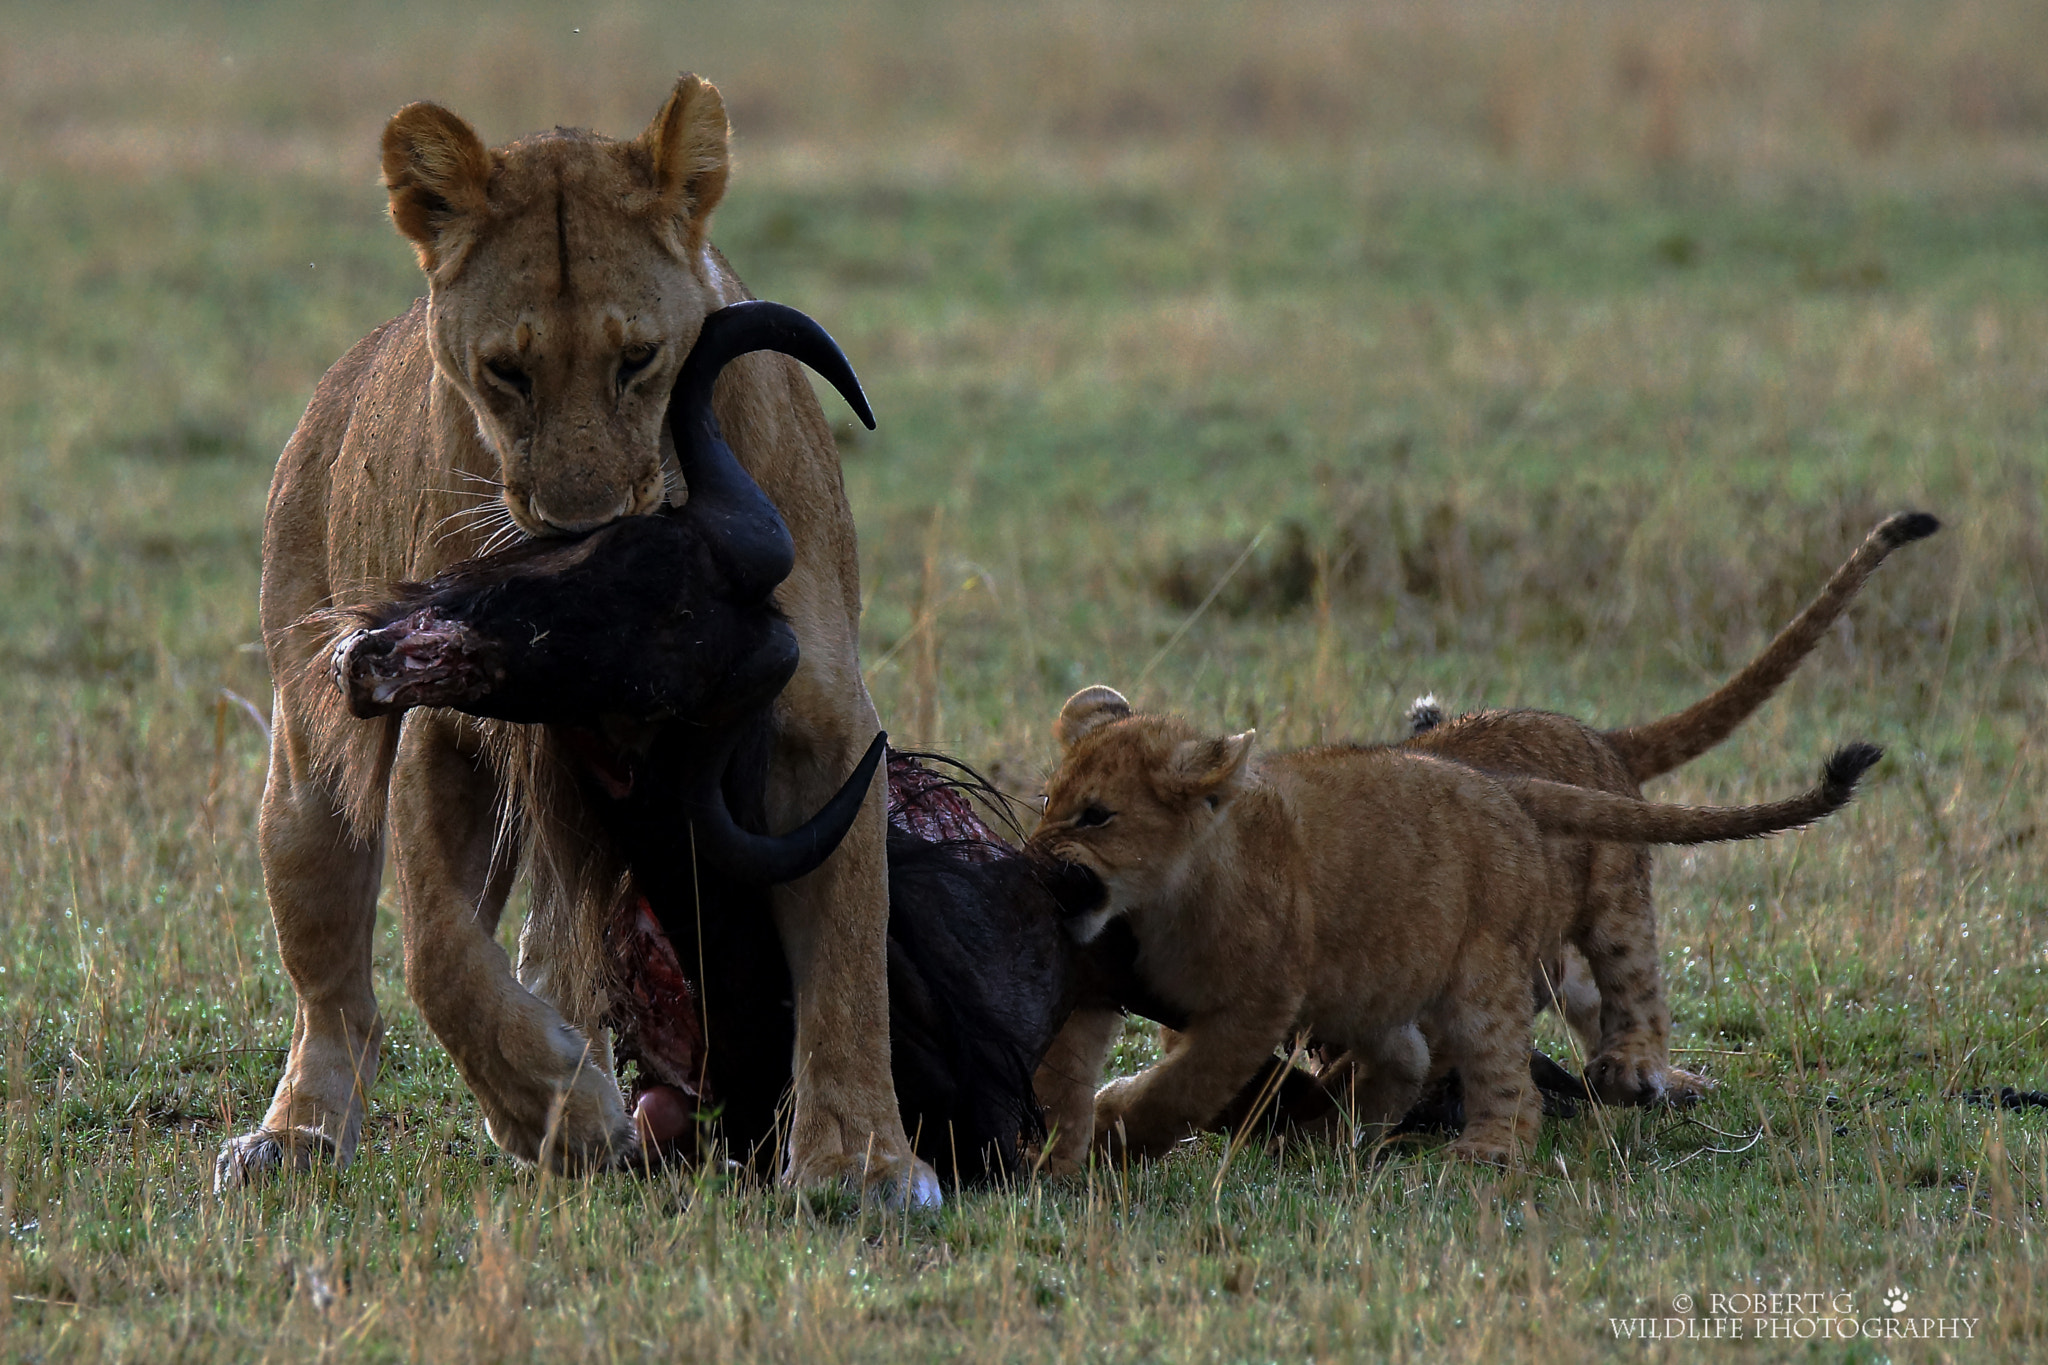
(1603, 511, 1938, 782)
(1503, 743, 1882, 844)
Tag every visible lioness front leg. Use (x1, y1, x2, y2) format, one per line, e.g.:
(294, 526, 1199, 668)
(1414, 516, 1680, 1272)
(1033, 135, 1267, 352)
(216, 716, 390, 1190)
(1094, 993, 1300, 1159)
(767, 727, 940, 1207)
(388, 713, 632, 1171)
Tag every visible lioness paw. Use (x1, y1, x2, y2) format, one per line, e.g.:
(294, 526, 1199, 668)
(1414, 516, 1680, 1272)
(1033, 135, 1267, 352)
(789, 1148, 943, 1210)
(213, 1128, 338, 1193)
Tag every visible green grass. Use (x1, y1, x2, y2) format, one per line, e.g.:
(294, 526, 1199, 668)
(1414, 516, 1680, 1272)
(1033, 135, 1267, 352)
(4, 2, 2048, 1359)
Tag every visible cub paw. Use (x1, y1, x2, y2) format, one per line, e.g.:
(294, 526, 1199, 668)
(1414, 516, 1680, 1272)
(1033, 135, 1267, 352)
(213, 1128, 337, 1193)
(1036, 1122, 1092, 1179)
(1091, 1079, 1139, 1152)
(1091, 1080, 1190, 1158)
(1660, 1066, 1716, 1106)
(1445, 1135, 1518, 1167)
(1585, 1052, 1716, 1108)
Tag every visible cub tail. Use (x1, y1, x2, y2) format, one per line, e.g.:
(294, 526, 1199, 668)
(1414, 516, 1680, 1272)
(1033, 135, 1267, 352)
(1407, 694, 1447, 735)
(1503, 742, 1882, 845)
(1603, 511, 1937, 783)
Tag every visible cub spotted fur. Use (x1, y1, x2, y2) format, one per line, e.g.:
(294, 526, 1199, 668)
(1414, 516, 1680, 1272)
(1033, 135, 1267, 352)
(1405, 511, 1937, 1106)
(1028, 686, 1878, 1164)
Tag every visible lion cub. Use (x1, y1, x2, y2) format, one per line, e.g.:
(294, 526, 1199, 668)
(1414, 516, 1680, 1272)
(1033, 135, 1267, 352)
(1405, 510, 1937, 1106)
(1028, 686, 1878, 1164)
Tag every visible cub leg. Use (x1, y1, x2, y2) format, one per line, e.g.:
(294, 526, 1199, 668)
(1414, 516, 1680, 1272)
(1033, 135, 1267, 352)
(1094, 991, 1301, 1158)
(1324, 1023, 1431, 1144)
(1435, 955, 1542, 1165)
(1577, 844, 1710, 1105)
(388, 712, 631, 1171)
(215, 715, 391, 1190)
(1534, 947, 1603, 1064)
(1034, 1008, 1123, 1175)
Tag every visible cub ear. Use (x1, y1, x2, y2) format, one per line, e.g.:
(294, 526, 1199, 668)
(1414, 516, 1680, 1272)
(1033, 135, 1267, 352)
(636, 73, 730, 253)
(1168, 730, 1257, 803)
(1056, 685, 1132, 751)
(382, 102, 493, 275)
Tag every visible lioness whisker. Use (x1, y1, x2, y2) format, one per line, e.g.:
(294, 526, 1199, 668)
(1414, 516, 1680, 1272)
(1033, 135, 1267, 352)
(478, 521, 529, 557)
(430, 503, 518, 546)
(431, 503, 502, 533)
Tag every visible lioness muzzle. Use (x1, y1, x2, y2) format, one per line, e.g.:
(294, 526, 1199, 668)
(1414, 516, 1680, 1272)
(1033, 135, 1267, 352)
(333, 301, 883, 887)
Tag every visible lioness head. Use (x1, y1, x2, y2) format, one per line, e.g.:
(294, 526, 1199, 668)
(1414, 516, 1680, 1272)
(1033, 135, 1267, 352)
(1028, 685, 1256, 943)
(383, 76, 735, 536)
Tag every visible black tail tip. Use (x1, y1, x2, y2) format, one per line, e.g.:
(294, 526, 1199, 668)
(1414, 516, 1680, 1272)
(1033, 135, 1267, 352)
(1822, 742, 1884, 791)
(1407, 694, 1446, 735)
(1881, 511, 1940, 546)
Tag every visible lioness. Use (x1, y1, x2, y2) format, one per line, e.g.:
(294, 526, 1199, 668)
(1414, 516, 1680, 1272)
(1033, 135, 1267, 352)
(1028, 686, 1877, 1163)
(219, 77, 939, 1203)
(1404, 510, 1937, 1105)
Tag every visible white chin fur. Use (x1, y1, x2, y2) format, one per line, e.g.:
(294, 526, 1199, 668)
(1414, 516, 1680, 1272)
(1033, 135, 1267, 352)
(473, 414, 509, 463)
(1066, 906, 1120, 944)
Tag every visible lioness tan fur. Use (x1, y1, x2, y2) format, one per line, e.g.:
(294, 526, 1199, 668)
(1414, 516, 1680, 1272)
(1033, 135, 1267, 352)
(1029, 687, 1877, 1165)
(219, 77, 940, 1204)
(1403, 511, 1937, 1105)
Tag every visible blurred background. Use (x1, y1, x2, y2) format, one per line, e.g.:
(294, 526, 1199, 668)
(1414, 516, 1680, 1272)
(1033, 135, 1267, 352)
(4, 1, 2044, 750)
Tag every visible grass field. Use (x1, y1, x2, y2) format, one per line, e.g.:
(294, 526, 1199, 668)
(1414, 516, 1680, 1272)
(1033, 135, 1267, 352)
(3, 2, 2047, 1359)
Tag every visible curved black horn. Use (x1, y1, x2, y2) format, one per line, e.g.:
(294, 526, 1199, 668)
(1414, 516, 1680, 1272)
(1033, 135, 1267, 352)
(670, 301, 876, 603)
(683, 731, 889, 886)
(676, 300, 876, 432)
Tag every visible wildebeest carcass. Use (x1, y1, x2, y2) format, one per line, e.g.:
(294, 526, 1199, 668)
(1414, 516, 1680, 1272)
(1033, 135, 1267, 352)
(333, 301, 1116, 1184)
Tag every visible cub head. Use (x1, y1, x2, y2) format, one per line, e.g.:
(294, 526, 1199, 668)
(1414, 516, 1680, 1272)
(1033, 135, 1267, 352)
(383, 75, 735, 536)
(1027, 684, 1256, 943)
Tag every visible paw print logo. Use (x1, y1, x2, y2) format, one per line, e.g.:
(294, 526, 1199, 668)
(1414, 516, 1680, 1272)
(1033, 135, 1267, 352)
(1883, 1288, 1910, 1313)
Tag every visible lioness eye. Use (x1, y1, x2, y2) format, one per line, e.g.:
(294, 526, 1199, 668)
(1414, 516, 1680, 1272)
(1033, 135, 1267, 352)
(1074, 804, 1114, 829)
(617, 343, 659, 387)
(483, 358, 531, 398)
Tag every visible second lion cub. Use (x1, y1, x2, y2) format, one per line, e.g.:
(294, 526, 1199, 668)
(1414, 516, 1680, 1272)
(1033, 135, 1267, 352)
(1028, 686, 1878, 1163)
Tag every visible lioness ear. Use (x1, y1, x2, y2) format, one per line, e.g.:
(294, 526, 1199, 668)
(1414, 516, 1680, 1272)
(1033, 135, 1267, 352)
(637, 74, 730, 253)
(1056, 685, 1132, 751)
(382, 102, 493, 275)
(1168, 730, 1257, 803)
